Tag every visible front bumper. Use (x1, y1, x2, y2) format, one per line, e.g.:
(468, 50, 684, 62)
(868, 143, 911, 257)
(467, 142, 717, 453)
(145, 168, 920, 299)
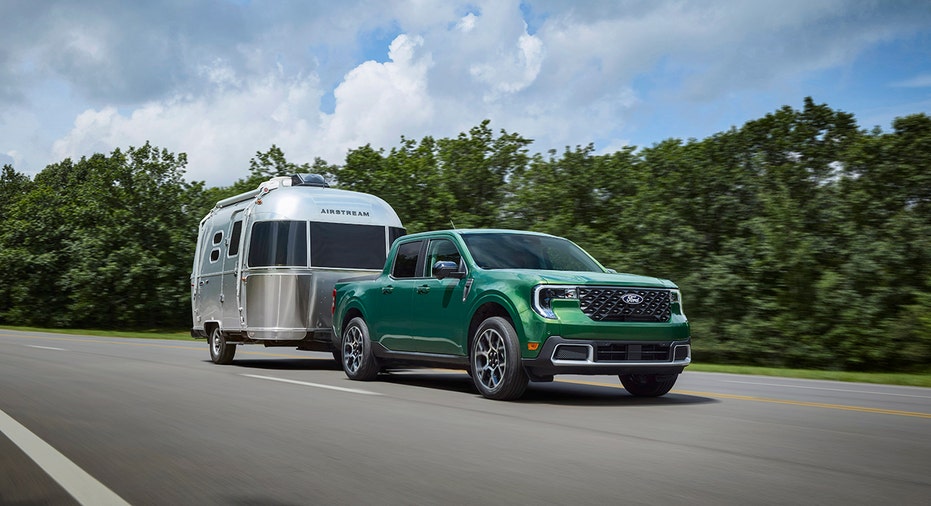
(521, 335, 691, 377)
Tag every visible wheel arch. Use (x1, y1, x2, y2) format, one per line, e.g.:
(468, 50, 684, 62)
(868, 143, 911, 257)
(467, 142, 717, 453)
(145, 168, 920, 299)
(204, 321, 221, 337)
(339, 306, 365, 337)
(467, 301, 518, 353)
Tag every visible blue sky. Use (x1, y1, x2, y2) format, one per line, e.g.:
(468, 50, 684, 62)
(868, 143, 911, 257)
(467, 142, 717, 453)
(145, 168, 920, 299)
(1, 0, 930, 186)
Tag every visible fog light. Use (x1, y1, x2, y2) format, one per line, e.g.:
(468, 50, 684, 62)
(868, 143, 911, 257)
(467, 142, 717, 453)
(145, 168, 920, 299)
(554, 345, 590, 361)
(674, 345, 690, 361)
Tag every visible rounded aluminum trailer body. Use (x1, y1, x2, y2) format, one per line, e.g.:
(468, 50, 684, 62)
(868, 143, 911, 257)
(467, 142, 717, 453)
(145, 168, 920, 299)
(191, 175, 404, 351)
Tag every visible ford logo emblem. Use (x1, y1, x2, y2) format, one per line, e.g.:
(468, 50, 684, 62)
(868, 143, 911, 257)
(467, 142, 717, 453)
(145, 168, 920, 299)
(621, 293, 644, 304)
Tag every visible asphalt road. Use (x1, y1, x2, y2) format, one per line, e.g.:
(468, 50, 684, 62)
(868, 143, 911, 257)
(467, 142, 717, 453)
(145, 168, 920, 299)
(1, 329, 929, 505)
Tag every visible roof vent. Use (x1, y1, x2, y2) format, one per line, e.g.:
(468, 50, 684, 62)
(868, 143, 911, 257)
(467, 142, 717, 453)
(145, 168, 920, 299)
(291, 173, 329, 187)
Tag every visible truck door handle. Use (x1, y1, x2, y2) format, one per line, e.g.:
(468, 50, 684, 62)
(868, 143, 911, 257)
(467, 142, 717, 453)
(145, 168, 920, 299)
(416, 285, 430, 294)
(382, 286, 394, 294)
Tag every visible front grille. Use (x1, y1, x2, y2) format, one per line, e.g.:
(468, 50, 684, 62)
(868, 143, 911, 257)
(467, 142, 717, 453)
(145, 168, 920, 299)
(578, 287, 672, 322)
(595, 343, 671, 362)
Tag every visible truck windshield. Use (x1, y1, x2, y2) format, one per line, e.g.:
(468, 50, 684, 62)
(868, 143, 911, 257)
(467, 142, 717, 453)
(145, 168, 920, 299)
(462, 233, 604, 272)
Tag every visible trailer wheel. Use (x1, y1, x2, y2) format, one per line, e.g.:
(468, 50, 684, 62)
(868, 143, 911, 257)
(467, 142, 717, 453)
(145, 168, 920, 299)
(208, 327, 236, 365)
(341, 317, 379, 381)
(619, 373, 677, 397)
(470, 317, 528, 400)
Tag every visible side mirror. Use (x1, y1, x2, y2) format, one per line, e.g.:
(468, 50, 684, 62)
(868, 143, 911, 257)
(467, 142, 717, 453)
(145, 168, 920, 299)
(433, 260, 466, 280)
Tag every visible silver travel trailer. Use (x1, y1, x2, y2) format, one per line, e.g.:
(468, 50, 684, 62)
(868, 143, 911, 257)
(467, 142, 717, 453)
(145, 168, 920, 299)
(191, 174, 405, 364)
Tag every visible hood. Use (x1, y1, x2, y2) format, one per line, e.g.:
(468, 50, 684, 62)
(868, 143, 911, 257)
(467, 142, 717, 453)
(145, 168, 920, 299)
(510, 269, 677, 288)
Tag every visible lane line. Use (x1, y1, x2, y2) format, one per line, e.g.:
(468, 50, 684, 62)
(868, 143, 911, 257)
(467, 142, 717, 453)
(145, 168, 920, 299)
(26, 345, 66, 351)
(674, 389, 931, 419)
(559, 379, 931, 419)
(3, 333, 326, 358)
(242, 374, 381, 395)
(0, 408, 130, 506)
(721, 380, 931, 399)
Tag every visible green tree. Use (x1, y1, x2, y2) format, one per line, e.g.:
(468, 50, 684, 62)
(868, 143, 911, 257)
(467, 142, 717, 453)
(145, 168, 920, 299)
(333, 121, 530, 232)
(436, 120, 532, 227)
(0, 143, 201, 328)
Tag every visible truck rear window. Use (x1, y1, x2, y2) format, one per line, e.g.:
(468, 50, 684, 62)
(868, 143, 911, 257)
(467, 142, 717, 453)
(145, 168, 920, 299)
(310, 222, 388, 269)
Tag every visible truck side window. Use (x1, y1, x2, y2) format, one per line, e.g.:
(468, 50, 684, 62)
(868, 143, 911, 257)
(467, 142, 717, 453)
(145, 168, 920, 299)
(227, 220, 243, 257)
(426, 239, 462, 276)
(392, 241, 423, 278)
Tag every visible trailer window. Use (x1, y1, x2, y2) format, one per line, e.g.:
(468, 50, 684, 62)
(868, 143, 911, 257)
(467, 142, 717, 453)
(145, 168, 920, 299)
(309, 222, 388, 269)
(227, 220, 243, 257)
(209, 229, 223, 263)
(389, 226, 406, 245)
(248, 221, 308, 267)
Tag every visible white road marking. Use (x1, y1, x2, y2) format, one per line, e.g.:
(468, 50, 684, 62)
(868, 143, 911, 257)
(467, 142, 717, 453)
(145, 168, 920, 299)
(722, 380, 931, 399)
(0, 408, 130, 506)
(242, 374, 382, 395)
(26, 345, 66, 351)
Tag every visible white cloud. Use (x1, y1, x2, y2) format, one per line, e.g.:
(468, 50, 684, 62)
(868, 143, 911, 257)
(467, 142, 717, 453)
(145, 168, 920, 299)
(50, 33, 436, 186)
(469, 32, 544, 97)
(457, 13, 477, 33)
(319, 34, 434, 159)
(52, 70, 327, 186)
(3, 0, 930, 186)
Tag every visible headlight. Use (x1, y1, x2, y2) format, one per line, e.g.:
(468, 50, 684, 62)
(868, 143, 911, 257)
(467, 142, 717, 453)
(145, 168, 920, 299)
(669, 289, 684, 316)
(533, 285, 578, 319)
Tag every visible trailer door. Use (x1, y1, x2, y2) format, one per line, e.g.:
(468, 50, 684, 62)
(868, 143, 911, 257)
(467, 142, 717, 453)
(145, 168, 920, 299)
(191, 218, 213, 324)
(221, 211, 245, 329)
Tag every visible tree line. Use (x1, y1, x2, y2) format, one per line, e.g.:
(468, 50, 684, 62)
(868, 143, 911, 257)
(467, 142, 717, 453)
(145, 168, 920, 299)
(1, 97, 929, 372)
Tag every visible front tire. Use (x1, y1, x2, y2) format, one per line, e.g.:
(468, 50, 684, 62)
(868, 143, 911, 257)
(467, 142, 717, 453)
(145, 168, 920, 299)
(208, 327, 236, 365)
(470, 317, 528, 400)
(619, 374, 677, 397)
(341, 317, 379, 381)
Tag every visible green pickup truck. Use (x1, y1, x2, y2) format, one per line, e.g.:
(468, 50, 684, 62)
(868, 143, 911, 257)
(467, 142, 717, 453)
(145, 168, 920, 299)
(332, 229, 690, 400)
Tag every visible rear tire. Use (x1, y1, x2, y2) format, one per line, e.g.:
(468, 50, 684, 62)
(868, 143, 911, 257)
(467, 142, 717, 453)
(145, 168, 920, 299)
(341, 317, 379, 381)
(619, 373, 677, 397)
(208, 327, 236, 365)
(470, 317, 528, 400)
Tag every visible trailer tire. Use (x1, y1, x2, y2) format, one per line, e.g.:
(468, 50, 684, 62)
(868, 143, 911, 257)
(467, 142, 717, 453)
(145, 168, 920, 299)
(208, 327, 236, 365)
(341, 317, 379, 381)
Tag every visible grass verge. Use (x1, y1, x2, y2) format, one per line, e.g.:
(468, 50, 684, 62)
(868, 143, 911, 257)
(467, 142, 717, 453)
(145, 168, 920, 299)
(689, 363, 931, 388)
(0, 325, 192, 341)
